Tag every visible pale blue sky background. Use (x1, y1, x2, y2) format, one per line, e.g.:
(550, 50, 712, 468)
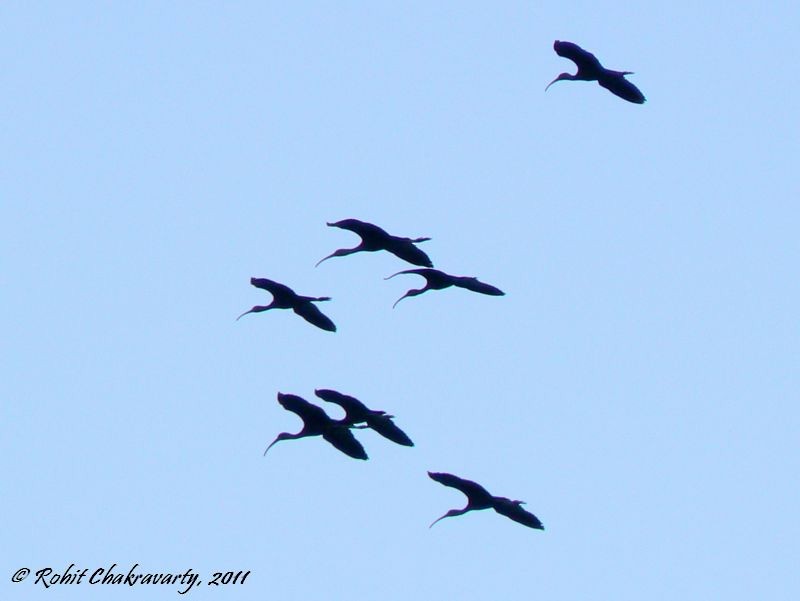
(2, 2, 799, 600)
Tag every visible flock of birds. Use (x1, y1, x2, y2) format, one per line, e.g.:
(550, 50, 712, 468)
(239, 41, 646, 532)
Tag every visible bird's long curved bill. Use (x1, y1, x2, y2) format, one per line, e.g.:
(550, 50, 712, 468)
(263, 437, 281, 456)
(392, 293, 411, 309)
(545, 76, 560, 92)
(384, 271, 414, 308)
(315, 253, 335, 268)
(429, 513, 449, 529)
(236, 309, 254, 321)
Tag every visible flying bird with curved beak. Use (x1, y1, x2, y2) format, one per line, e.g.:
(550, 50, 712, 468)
(385, 268, 504, 308)
(264, 393, 368, 460)
(237, 277, 336, 332)
(316, 218, 434, 268)
(314, 388, 414, 447)
(546, 40, 646, 104)
(428, 472, 544, 530)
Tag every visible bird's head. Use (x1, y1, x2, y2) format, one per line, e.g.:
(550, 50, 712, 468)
(391, 288, 425, 309)
(429, 509, 464, 528)
(263, 432, 293, 456)
(545, 73, 574, 91)
(315, 249, 352, 267)
(236, 305, 270, 321)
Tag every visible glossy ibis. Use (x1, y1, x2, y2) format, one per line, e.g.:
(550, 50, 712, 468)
(316, 219, 434, 268)
(237, 277, 336, 332)
(385, 268, 504, 308)
(546, 40, 646, 104)
(264, 393, 368, 460)
(428, 472, 544, 530)
(314, 388, 414, 447)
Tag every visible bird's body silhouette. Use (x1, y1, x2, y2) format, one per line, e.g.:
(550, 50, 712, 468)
(314, 388, 414, 447)
(237, 277, 336, 332)
(264, 393, 368, 460)
(428, 472, 544, 530)
(385, 268, 504, 308)
(546, 40, 646, 104)
(316, 219, 434, 268)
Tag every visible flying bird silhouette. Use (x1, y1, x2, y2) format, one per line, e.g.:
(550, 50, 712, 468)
(314, 388, 414, 447)
(237, 277, 336, 332)
(264, 393, 368, 460)
(316, 219, 434, 268)
(428, 472, 544, 530)
(385, 268, 504, 308)
(546, 40, 646, 104)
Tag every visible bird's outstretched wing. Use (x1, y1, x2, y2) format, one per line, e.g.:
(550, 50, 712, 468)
(323, 426, 368, 460)
(328, 218, 390, 240)
(385, 268, 438, 282)
(293, 302, 337, 332)
(385, 239, 434, 268)
(598, 76, 646, 104)
(428, 472, 493, 503)
(453, 276, 505, 296)
(250, 278, 295, 297)
(493, 498, 545, 530)
(554, 40, 602, 71)
(367, 414, 414, 447)
(314, 389, 369, 422)
(277, 392, 328, 422)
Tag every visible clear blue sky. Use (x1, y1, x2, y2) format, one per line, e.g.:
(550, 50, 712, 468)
(3, 2, 798, 599)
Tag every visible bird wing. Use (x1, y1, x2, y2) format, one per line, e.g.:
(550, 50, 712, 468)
(493, 498, 544, 530)
(293, 302, 337, 332)
(385, 268, 439, 282)
(428, 472, 493, 503)
(277, 393, 328, 422)
(453, 276, 505, 296)
(322, 426, 368, 460)
(330, 218, 390, 240)
(598, 75, 646, 104)
(366, 414, 414, 447)
(386, 239, 434, 267)
(314, 389, 369, 422)
(554, 40, 602, 71)
(250, 277, 294, 297)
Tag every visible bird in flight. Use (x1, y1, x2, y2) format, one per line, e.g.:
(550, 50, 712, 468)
(314, 388, 414, 447)
(236, 277, 336, 332)
(385, 268, 504, 308)
(316, 219, 434, 268)
(546, 40, 646, 104)
(428, 472, 544, 530)
(264, 393, 368, 460)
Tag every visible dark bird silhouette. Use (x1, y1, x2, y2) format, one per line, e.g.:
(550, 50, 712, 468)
(316, 219, 434, 268)
(428, 472, 544, 530)
(264, 393, 368, 460)
(237, 277, 336, 332)
(314, 388, 414, 447)
(385, 268, 504, 308)
(546, 40, 646, 104)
